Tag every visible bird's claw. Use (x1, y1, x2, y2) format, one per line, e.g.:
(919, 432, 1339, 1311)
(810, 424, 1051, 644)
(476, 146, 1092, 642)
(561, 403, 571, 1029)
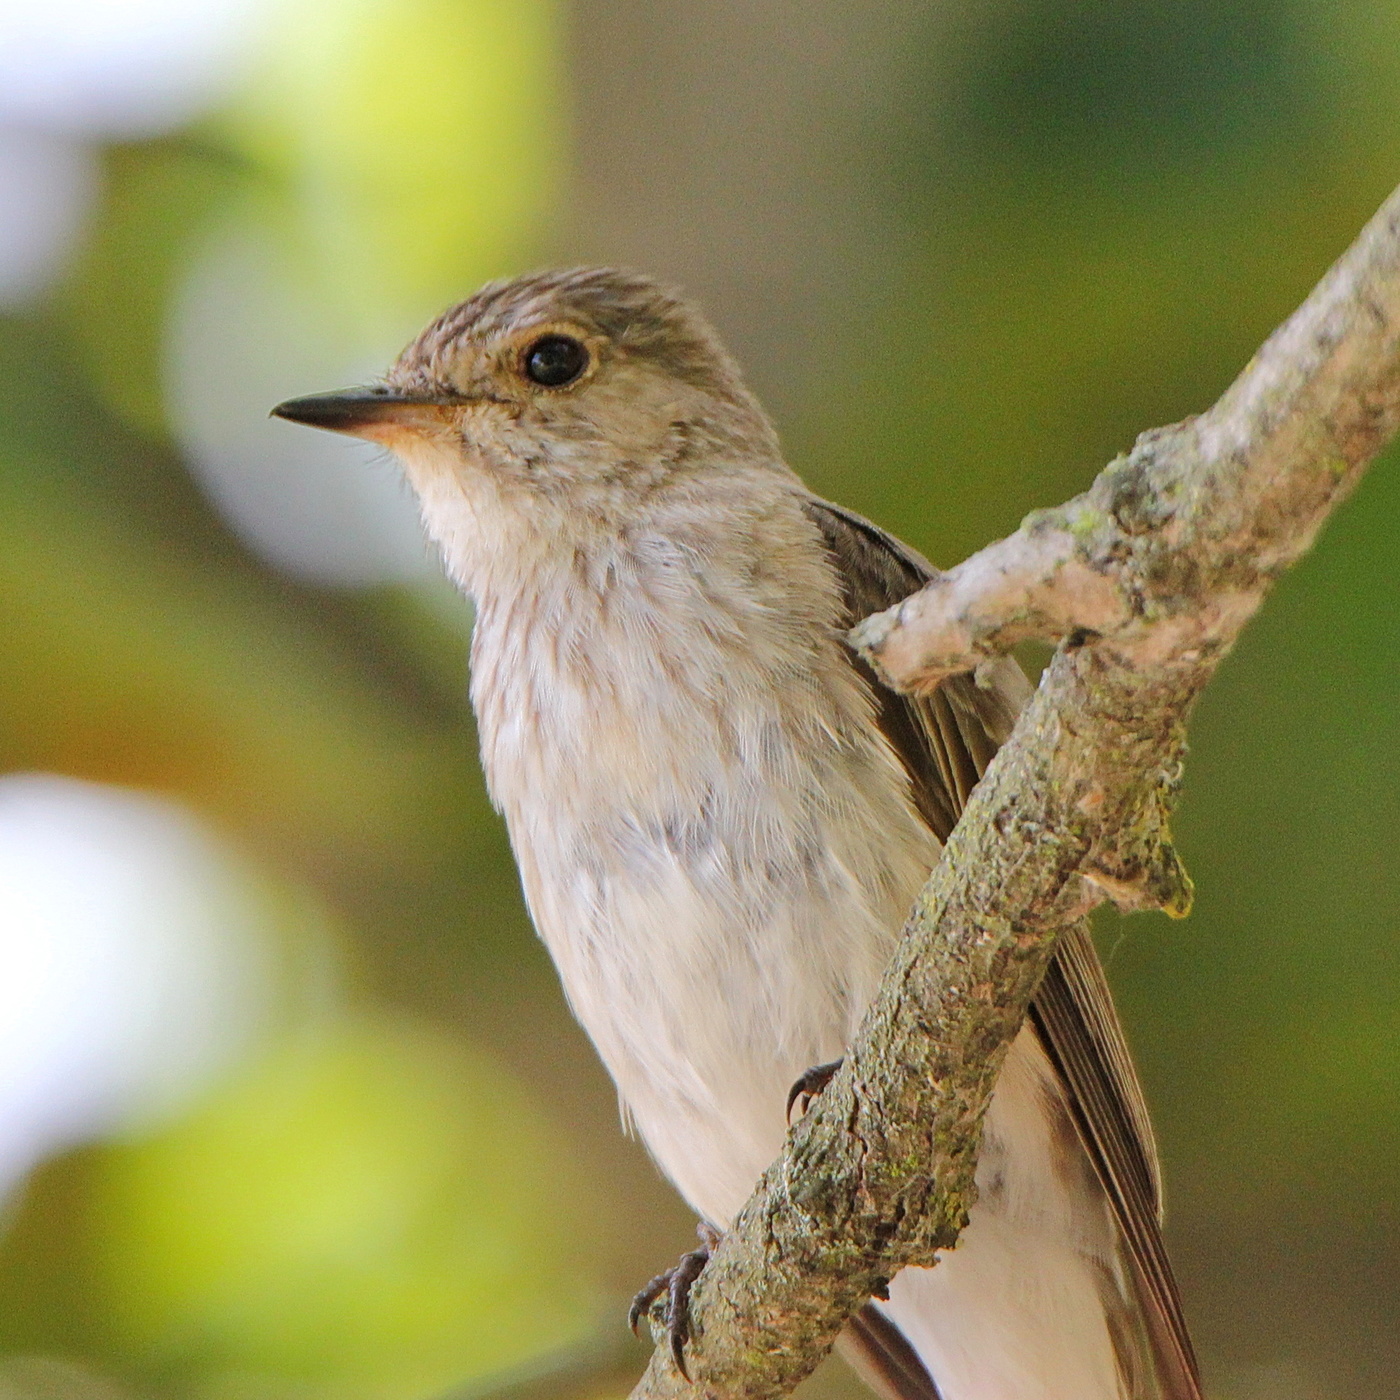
(785, 1058, 843, 1122)
(628, 1222, 721, 1380)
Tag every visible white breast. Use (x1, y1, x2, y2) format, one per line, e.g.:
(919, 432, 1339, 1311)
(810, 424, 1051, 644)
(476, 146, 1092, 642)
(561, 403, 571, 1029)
(460, 480, 937, 1221)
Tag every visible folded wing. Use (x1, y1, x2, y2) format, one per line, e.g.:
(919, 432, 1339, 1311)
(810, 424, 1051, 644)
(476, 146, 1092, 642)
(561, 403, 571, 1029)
(804, 497, 1202, 1400)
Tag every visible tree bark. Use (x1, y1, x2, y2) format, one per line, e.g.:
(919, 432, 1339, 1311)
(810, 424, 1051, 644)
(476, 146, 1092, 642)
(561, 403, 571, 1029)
(628, 180, 1400, 1400)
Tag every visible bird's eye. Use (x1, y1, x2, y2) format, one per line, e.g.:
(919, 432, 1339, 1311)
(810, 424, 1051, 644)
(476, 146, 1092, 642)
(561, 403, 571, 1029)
(523, 334, 589, 388)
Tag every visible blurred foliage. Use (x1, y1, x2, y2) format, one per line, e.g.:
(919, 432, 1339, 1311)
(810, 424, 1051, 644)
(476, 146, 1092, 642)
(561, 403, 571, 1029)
(934, 0, 1316, 177)
(62, 141, 239, 439)
(0, 1, 1397, 1398)
(223, 0, 562, 333)
(0, 1023, 594, 1400)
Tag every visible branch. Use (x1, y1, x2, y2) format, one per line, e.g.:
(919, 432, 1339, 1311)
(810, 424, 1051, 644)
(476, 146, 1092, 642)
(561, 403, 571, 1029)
(628, 181, 1400, 1400)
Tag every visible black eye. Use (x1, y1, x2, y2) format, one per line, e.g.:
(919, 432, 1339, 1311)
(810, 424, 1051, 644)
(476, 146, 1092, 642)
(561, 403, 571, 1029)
(523, 334, 588, 387)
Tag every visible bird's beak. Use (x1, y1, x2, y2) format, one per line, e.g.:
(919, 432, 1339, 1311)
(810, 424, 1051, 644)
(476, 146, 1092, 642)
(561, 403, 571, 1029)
(271, 388, 449, 437)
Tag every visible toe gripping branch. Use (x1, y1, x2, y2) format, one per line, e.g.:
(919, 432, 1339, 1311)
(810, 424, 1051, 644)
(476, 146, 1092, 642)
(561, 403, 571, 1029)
(629, 1222, 722, 1380)
(786, 1058, 843, 1122)
(627, 1060, 845, 1379)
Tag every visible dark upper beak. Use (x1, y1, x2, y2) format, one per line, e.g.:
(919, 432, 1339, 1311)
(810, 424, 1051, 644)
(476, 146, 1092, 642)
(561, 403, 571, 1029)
(271, 387, 442, 435)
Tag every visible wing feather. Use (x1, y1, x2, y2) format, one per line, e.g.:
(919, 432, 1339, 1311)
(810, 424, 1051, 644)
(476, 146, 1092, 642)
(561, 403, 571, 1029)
(803, 496, 1202, 1400)
(838, 1303, 946, 1400)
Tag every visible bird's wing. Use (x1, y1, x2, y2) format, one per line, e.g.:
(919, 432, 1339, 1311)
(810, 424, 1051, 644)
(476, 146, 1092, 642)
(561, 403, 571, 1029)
(837, 1302, 946, 1400)
(803, 496, 1202, 1400)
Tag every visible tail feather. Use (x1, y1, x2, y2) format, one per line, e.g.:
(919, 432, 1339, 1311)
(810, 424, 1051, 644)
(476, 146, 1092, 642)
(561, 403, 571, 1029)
(838, 1303, 944, 1400)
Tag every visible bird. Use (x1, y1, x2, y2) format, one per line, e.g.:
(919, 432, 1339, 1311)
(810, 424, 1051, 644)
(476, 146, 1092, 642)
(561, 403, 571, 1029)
(273, 267, 1201, 1400)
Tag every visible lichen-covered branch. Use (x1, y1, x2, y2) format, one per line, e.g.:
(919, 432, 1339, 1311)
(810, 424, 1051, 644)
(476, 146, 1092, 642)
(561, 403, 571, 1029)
(628, 181, 1400, 1400)
(856, 181, 1400, 693)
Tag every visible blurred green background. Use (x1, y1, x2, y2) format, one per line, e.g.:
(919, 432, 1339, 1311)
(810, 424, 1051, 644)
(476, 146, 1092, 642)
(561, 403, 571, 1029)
(0, 1, 1396, 1398)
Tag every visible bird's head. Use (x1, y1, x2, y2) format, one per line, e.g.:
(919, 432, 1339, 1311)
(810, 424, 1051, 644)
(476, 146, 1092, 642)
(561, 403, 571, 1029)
(273, 269, 782, 531)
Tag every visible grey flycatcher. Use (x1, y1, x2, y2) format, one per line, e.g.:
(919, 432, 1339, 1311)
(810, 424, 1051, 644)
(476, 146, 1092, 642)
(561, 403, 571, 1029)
(273, 268, 1200, 1400)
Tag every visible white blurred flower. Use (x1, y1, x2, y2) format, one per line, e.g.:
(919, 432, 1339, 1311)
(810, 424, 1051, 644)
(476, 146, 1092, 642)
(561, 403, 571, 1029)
(166, 213, 434, 587)
(0, 127, 97, 307)
(0, 0, 263, 137)
(0, 774, 273, 1197)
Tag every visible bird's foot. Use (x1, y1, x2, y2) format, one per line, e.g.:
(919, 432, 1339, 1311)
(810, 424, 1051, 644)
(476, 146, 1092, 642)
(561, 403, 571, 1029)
(786, 1058, 843, 1122)
(628, 1222, 721, 1379)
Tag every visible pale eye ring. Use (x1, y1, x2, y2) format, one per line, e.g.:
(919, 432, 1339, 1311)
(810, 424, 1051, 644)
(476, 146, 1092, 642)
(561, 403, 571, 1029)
(522, 334, 589, 388)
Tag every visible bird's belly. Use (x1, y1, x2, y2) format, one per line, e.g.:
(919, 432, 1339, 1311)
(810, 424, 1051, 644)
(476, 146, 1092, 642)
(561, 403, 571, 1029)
(535, 819, 1132, 1398)
(514, 802, 931, 1225)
